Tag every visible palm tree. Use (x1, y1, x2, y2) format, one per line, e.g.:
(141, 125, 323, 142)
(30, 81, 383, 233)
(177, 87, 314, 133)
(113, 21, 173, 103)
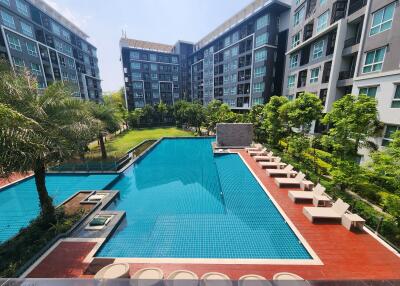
(0, 62, 97, 222)
(89, 102, 121, 159)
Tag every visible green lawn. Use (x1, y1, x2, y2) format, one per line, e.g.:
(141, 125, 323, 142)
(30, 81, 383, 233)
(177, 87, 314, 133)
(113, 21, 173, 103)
(88, 127, 194, 158)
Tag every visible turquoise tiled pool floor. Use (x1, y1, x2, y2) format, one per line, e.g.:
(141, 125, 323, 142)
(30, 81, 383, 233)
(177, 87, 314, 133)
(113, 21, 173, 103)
(96, 138, 311, 259)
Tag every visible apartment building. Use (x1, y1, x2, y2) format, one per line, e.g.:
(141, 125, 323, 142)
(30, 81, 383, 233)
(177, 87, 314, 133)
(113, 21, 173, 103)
(120, 39, 193, 110)
(0, 0, 102, 101)
(283, 0, 400, 156)
(121, 0, 291, 111)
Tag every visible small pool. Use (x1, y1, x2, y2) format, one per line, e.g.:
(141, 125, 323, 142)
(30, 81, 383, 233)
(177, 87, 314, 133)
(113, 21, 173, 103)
(96, 138, 312, 260)
(0, 174, 119, 244)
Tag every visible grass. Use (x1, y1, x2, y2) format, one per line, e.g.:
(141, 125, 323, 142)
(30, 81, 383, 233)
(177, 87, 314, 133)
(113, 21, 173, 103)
(88, 127, 194, 158)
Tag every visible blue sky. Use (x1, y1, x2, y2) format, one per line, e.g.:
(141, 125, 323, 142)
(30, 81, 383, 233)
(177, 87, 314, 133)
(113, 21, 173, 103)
(44, 0, 253, 92)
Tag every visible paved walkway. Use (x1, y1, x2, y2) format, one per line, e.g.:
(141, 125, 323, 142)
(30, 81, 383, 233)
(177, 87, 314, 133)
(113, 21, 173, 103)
(25, 150, 400, 280)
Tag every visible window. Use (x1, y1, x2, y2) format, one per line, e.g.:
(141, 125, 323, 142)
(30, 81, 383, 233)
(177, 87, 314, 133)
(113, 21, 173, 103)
(131, 62, 141, 70)
(67, 58, 75, 69)
(30, 63, 41, 77)
(19, 22, 34, 38)
(61, 29, 70, 42)
(255, 33, 269, 47)
(130, 51, 140, 60)
(291, 32, 301, 48)
(317, 11, 329, 33)
(362, 47, 386, 73)
(257, 14, 270, 30)
(0, 0, 10, 6)
(133, 82, 143, 89)
(132, 72, 141, 80)
(223, 87, 229, 96)
(151, 73, 158, 80)
(173, 75, 178, 81)
(231, 74, 237, 82)
(224, 49, 230, 59)
(224, 36, 231, 47)
(12, 57, 24, 69)
(310, 67, 320, 83)
(16, 0, 29, 17)
(359, 86, 377, 97)
(287, 94, 295, 101)
(1, 10, 15, 29)
(289, 54, 299, 68)
(231, 46, 238, 56)
(392, 85, 400, 108)
(253, 82, 265, 93)
(320, 0, 327, 5)
(7, 34, 22, 51)
(255, 49, 267, 62)
(172, 56, 178, 64)
(150, 64, 157, 71)
(288, 75, 296, 88)
(312, 40, 324, 59)
(231, 87, 236, 95)
(254, 66, 266, 78)
(294, 6, 305, 26)
(232, 31, 239, 43)
(149, 54, 157, 61)
(252, 97, 264, 106)
(370, 2, 395, 36)
(26, 42, 38, 57)
(382, 125, 399, 146)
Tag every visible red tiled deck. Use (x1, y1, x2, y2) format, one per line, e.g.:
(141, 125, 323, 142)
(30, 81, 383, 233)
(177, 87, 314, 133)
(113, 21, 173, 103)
(0, 172, 32, 187)
(25, 150, 400, 280)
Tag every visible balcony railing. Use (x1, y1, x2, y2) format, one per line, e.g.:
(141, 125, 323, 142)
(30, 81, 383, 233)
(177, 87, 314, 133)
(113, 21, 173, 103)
(348, 0, 367, 16)
(338, 70, 355, 80)
(344, 36, 360, 48)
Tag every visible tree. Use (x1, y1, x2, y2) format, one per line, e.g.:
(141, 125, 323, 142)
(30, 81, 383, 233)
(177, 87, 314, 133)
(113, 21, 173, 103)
(247, 104, 266, 142)
(141, 104, 155, 124)
(0, 64, 96, 221)
(368, 131, 400, 194)
(280, 92, 323, 134)
(262, 96, 289, 147)
(322, 94, 381, 159)
(127, 108, 143, 128)
(103, 88, 128, 129)
(185, 102, 206, 133)
(89, 102, 121, 159)
(204, 100, 224, 134)
(173, 100, 191, 127)
(155, 102, 168, 123)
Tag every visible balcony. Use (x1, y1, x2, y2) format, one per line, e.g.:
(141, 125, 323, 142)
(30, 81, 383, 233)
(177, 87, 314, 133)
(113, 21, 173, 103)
(344, 36, 360, 48)
(338, 70, 355, 80)
(348, 0, 367, 16)
(331, 0, 348, 24)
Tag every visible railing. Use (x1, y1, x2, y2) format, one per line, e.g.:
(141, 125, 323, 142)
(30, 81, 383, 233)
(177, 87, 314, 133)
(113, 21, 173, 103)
(344, 37, 360, 48)
(338, 70, 355, 80)
(348, 0, 367, 16)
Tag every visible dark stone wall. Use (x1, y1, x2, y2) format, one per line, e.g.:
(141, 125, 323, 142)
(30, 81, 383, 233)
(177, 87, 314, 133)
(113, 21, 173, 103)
(216, 123, 253, 147)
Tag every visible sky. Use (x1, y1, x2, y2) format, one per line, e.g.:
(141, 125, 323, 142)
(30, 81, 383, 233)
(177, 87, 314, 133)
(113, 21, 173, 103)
(42, 0, 254, 93)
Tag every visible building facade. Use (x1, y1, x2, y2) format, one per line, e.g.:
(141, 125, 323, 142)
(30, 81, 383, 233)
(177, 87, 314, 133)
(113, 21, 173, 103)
(283, 0, 400, 157)
(121, 0, 291, 111)
(120, 39, 185, 110)
(0, 0, 102, 101)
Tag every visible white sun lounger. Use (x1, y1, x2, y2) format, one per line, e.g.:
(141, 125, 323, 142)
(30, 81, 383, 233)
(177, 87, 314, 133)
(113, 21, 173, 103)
(258, 157, 285, 169)
(288, 183, 326, 203)
(303, 198, 350, 223)
(266, 164, 297, 177)
(245, 143, 263, 152)
(274, 172, 306, 188)
(248, 148, 268, 156)
(253, 151, 277, 162)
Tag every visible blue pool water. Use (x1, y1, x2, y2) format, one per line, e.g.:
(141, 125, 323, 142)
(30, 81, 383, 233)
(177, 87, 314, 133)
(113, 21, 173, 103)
(0, 174, 118, 243)
(97, 138, 311, 259)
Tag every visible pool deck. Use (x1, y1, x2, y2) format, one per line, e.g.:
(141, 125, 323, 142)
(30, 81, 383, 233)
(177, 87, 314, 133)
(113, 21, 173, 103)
(24, 149, 400, 280)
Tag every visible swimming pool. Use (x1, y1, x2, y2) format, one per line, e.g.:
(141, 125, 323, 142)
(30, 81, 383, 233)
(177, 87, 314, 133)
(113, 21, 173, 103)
(96, 138, 312, 260)
(0, 174, 119, 244)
